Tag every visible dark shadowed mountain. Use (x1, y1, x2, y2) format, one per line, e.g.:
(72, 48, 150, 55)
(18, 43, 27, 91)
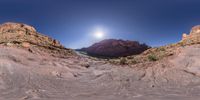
(78, 39, 150, 58)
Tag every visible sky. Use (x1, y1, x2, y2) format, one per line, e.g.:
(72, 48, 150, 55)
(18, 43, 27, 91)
(0, 0, 200, 49)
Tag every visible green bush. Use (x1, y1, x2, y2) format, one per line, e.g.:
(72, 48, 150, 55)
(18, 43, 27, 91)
(159, 47, 165, 51)
(120, 58, 127, 65)
(148, 54, 158, 61)
(131, 59, 137, 64)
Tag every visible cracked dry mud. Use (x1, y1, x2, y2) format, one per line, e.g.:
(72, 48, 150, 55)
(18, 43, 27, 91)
(1, 44, 200, 100)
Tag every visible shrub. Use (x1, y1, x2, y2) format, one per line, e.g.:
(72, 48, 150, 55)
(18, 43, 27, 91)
(131, 59, 137, 64)
(178, 42, 185, 47)
(120, 58, 127, 65)
(148, 54, 158, 61)
(127, 56, 134, 59)
(159, 47, 165, 51)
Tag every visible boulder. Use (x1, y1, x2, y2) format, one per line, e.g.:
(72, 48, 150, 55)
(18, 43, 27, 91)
(190, 25, 200, 35)
(182, 33, 187, 40)
(181, 25, 200, 44)
(21, 42, 30, 48)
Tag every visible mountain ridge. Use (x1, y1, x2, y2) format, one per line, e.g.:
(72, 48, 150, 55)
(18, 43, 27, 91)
(79, 39, 150, 58)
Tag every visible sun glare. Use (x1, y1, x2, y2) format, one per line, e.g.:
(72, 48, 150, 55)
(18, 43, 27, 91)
(94, 31, 104, 39)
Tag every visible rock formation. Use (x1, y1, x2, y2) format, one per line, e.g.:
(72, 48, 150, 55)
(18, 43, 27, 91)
(0, 22, 75, 57)
(79, 39, 150, 58)
(181, 25, 200, 44)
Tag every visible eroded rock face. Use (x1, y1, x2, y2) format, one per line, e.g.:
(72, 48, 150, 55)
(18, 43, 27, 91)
(0, 22, 75, 57)
(190, 25, 200, 35)
(181, 25, 200, 44)
(0, 22, 36, 33)
(182, 33, 187, 40)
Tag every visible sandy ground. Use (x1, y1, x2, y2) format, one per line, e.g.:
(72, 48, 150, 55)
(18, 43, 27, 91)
(1, 45, 200, 100)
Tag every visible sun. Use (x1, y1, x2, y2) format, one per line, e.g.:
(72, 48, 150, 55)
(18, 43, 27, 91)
(94, 31, 104, 39)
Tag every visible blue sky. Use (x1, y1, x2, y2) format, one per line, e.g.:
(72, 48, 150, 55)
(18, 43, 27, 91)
(0, 0, 200, 49)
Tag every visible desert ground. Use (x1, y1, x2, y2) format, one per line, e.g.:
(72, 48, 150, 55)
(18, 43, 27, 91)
(1, 44, 200, 100)
(1, 23, 200, 100)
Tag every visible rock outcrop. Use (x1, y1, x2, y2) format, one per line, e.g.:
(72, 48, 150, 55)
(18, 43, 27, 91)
(181, 25, 200, 44)
(0, 22, 75, 57)
(79, 39, 150, 58)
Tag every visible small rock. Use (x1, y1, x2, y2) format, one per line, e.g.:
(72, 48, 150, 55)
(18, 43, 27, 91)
(28, 48, 33, 53)
(182, 33, 187, 40)
(21, 42, 30, 48)
(5, 42, 13, 46)
(81, 62, 90, 68)
(51, 71, 62, 78)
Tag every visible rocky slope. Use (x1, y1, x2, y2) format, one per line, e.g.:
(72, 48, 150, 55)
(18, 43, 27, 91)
(109, 25, 200, 65)
(1, 23, 200, 100)
(0, 22, 75, 58)
(79, 39, 149, 58)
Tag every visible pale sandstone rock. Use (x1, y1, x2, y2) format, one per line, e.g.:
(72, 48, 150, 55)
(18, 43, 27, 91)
(5, 42, 13, 46)
(0, 22, 36, 33)
(182, 33, 187, 40)
(181, 25, 200, 44)
(190, 25, 200, 35)
(0, 22, 75, 57)
(21, 42, 30, 48)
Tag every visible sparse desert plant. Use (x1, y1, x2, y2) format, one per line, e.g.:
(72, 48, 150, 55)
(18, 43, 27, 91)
(131, 59, 137, 64)
(120, 57, 127, 65)
(126, 56, 134, 59)
(159, 47, 165, 51)
(178, 42, 185, 47)
(108, 59, 118, 64)
(148, 54, 158, 61)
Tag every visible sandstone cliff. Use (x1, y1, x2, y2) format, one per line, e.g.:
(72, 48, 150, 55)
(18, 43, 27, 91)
(181, 25, 200, 45)
(0, 22, 75, 57)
